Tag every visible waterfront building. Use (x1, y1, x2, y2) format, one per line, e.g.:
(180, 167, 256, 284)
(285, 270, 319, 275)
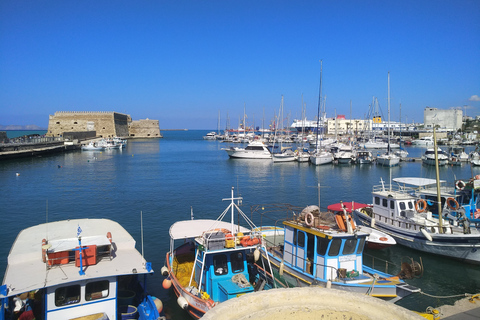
(424, 107, 462, 131)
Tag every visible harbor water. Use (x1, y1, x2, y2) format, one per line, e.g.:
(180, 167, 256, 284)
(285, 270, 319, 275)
(1, 130, 479, 318)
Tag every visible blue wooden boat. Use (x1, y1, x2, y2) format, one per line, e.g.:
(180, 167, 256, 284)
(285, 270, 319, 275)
(253, 203, 419, 303)
(163, 188, 274, 319)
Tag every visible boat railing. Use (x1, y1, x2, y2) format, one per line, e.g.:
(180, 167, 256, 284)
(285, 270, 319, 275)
(368, 211, 455, 234)
(363, 252, 400, 276)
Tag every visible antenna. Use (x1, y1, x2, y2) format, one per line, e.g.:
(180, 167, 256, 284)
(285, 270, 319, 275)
(141, 211, 144, 263)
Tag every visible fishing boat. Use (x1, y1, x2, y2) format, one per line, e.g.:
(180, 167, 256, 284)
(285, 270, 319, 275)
(81, 142, 105, 151)
(162, 188, 274, 319)
(326, 202, 396, 250)
(0, 218, 163, 320)
(223, 140, 272, 159)
(354, 174, 480, 264)
(253, 204, 419, 302)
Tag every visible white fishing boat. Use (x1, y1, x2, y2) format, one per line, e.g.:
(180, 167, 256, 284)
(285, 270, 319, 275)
(354, 176, 480, 264)
(0, 218, 163, 320)
(162, 188, 274, 319)
(422, 147, 449, 166)
(81, 142, 105, 151)
(223, 140, 272, 159)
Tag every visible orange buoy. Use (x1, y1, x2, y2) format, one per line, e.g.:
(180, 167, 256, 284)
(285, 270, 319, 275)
(162, 278, 172, 289)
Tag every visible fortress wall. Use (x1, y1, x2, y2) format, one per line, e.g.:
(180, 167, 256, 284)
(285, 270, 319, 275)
(128, 119, 162, 138)
(47, 111, 130, 138)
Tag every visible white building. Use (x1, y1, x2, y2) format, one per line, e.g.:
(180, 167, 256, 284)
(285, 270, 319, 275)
(424, 107, 462, 131)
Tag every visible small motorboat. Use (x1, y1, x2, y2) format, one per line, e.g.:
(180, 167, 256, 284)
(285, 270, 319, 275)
(81, 142, 104, 151)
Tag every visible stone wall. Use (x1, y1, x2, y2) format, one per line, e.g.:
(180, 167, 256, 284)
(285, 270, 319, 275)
(128, 119, 162, 138)
(47, 111, 130, 138)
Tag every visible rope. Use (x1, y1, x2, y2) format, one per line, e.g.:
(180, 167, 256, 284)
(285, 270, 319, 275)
(419, 291, 474, 299)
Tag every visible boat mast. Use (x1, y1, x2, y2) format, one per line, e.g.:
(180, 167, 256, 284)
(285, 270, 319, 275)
(387, 71, 391, 155)
(315, 60, 322, 151)
(433, 126, 444, 233)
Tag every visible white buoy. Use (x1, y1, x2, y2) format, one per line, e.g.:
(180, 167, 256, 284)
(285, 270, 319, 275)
(370, 217, 375, 228)
(279, 261, 285, 276)
(326, 280, 332, 289)
(254, 248, 260, 262)
(153, 297, 163, 313)
(16, 173, 20, 176)
(161, 266, 169, 276)
(421, 228, 433, 241)
(177, 296, 188, 310)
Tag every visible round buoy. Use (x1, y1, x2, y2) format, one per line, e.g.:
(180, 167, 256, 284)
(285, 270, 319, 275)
(16, 173, 20, 176)
(177, 296, 188, 310)
(254, 248, 260, 262)
(153, 297, 163, 313)
(161, 266, 169, 276)
(162, 278, 172, 289)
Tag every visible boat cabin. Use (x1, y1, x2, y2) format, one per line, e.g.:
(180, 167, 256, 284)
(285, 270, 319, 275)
(282, 218, 367, 282)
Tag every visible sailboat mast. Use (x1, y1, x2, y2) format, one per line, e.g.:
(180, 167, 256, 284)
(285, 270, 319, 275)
(387, 72, 391, 154)
(316, 60, 323, 151)
(433, 126, 444, 233)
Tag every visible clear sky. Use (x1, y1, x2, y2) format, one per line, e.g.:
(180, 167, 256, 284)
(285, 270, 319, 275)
(1, 0, 479, 130)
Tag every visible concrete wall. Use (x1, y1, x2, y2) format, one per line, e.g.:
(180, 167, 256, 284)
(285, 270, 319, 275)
(128, 119, 162, 138)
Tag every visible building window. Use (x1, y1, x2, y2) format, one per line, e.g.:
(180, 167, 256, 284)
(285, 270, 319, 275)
(56, 122, 60, 124)
(74, 122, 78, 124)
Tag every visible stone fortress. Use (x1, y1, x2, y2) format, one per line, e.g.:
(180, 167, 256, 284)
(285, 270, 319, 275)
(46, 111, 162, 139)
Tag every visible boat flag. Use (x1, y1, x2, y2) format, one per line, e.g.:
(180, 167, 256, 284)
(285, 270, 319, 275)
(77, 225, 82, 237)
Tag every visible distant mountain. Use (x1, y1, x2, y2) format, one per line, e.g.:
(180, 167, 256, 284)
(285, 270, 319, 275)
(0, 124, 47, 130)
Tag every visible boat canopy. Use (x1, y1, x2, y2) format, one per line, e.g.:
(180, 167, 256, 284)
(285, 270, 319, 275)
(169, 219, 250, 240)
(393, 177, 445, 187)
(327, 202, 369, 213)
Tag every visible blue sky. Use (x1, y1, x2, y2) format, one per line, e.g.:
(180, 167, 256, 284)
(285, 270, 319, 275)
(1, 0, 479, 130)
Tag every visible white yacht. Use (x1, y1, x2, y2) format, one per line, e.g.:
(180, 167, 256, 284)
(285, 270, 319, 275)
(223, 140, 272, 159)
(422, 147, 449, 166)
(412, 136, 434, 146)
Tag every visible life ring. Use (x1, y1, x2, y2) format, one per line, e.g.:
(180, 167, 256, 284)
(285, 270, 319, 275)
(305, 212, 314, 227)
(455, 180, 465, 190)
(446, 198, 459, 210)
(415, 199, 427, 213)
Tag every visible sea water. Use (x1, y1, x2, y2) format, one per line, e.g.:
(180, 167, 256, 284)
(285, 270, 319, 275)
(0, 130, 479, 318)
